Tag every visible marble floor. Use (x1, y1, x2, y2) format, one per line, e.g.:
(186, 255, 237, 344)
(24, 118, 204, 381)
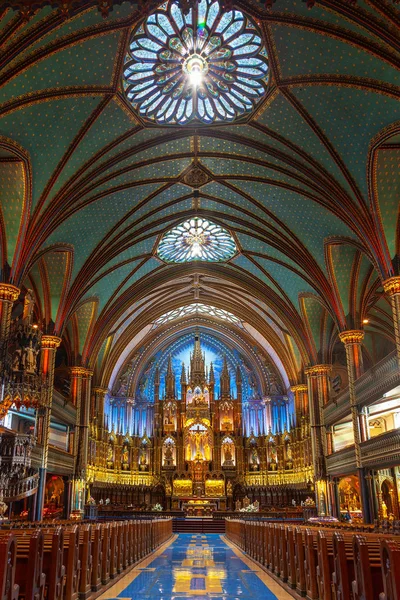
(98, 533, 293, 600)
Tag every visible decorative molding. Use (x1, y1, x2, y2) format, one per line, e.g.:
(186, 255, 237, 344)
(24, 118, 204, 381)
(41, 335, 62, 349)
(305, 364, 331, 376)
(70, 366, 93, 378)
(339, 330, 364, 345)
(0, 284, 20, 303)
(382, 276, 400, 297)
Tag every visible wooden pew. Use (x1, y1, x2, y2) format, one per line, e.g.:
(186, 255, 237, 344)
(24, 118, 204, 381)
(63, 525, 81, 600)
(14, 530, 46, 600)
(0, 533, 19, 600)
(380, 539, 400, 600)
(352, 534, 383, 600)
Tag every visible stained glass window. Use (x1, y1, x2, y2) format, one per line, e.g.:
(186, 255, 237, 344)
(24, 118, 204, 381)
(153, 303, 242, 327)
(157, 217, 237, 262)
(123, 0, 269, 125)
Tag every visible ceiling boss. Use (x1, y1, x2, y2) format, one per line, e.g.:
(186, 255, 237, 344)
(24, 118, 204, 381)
(123, 0, 269, 124)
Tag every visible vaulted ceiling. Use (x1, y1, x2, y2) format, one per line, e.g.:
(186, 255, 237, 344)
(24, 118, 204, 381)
(1, 0, 399, 389)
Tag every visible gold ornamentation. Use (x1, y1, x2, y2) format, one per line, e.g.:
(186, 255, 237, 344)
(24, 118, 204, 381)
(382, 276, 400, 296)
(290, 384, 308, 392)
(70, 366, 93, 378)
(205, 479, 224, 497)
(173, 479, 193, 497)
(338, 330, 364, 345)
(0, 284, 20, 302)
(41, 335, 62, 349)
(305, 364, 331, 376)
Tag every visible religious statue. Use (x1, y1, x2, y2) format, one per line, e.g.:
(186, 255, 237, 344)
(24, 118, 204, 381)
(22, 289, 35, 324)
(227, 481, 233, 496)
(106, 444, 114, 467)
(223, 445, 234, 467)
(243, 496, 250, 508)
(164, 442, 174, 466)
(12, 348, 22, 371)
(286, 445, 293, 469)
(251, 447, 259, 471)
(235, 499, 241, 512)
(122, 446, 129, 468)
(140, 449, 148, 471)
(24, 341, 38, 374)
(382, 500, 388, 519)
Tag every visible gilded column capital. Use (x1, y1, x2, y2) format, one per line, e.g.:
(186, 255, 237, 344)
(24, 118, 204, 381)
(93, 386, 108, 394)
(71, 366, 93, 378)
(41, 335, 62, 349)
(0, 283, 20, 302)
(382, 276, 400, 297)
(304, 364, 332, 377)
(290, 384, 308, 392)
(339, 330, 364, 345)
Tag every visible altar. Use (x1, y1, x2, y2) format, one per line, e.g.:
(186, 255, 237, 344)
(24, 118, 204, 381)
(182, 499, 218, 517)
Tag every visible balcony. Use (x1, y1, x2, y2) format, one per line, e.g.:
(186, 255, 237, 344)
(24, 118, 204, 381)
(324, 350, 400, 426)
(360, 428, 400, 469)
(31, 443, 74, 475)
(326, 445, 356, 475)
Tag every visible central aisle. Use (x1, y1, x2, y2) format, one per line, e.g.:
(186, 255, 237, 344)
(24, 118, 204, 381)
(100, 533, 292, 600)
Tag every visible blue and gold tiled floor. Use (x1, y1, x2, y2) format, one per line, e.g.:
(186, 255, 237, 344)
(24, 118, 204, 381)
(99, 533, 292, 600)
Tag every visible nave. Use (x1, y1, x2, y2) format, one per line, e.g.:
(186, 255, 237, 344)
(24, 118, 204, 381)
(100, 533, 291, 600)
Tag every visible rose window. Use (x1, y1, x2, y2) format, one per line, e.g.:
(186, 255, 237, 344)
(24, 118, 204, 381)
(122, 0, 269, 125)
(157, 218, 237, 262)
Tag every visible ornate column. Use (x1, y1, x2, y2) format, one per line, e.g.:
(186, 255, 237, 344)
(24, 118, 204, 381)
(305, 365, 331, 515)
(383, 276, 400, 368)
(290, 383, 307, 424)
(93, 386, 108, 468)
(339, 330, 371, 522)
(35, 334, 61, 520)
(0, 284, 20, 351)
(71, 367, 93, 513)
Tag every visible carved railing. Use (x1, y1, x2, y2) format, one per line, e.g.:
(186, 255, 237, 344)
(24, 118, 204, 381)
(326, 445, 356, 475)
(360, 429, 400, 468)
(324, 350, 400, 425)
(4, 471, 39, 502)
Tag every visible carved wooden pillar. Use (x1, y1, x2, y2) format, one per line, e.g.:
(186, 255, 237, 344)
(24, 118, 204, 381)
(383, 276, 400, 369)
(339, 330, 371, 522)
(35, 334, 61, 520)
(0, 284, 19, 355)
(305, 365, 331, 515)
(71, 367, 93, 512)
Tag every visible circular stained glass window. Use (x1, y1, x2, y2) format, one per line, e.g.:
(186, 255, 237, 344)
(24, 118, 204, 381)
(123, 0, 269, 125)
(157, 218, 237, 262)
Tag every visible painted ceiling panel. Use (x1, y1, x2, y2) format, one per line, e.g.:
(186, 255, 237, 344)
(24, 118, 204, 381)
(374, 147, 400, 259)
(1, 32, 122, 102)
(46, 99, 138, 205)
(12, 4, 132, 61)
(235, 232, 305, 272)
(256, 93, 357, 200)
(41, 249, 71, 324)
(231, 180, 354, 266)
(199, 181, 288, 235)
(270, 24, 399, 85)
(73, 299, 97, 355)
(229, 254, 286, 300)
(292, 87, 400, 198)
(0, 160, 25, 267)
(327, 244, 356, 319)
(84, 261, 145, 312)
(116, 256, 162, 298)
(253, 255, 314, 306)
(276, 1, 389, 43)
(0, 97, 102, 207)
(46, 182, 162, 275)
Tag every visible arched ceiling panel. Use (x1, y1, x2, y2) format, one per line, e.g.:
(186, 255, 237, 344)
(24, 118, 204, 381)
(270, 24, 399, 85)
(0, 97, 102, 206)
(0, 159, 26, 269)
(230, 180, 355, 266)
(291, 87, 400, 197)
(45, 182, 162, 276)
(0, 33, 122, 103)
(372, 146, 400, 259)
